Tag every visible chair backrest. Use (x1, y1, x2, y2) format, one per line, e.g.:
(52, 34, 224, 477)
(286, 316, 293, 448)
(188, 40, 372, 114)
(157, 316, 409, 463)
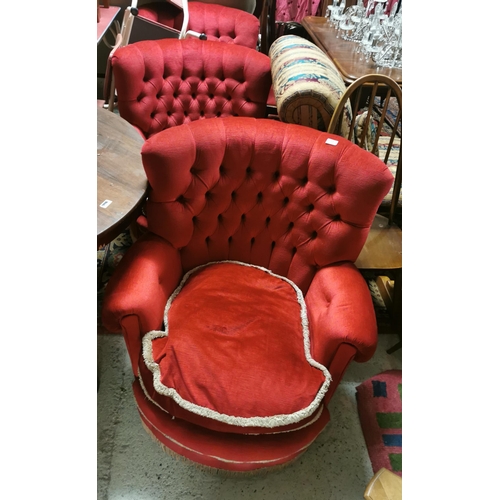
(327, 74, 402, 225)
(141, 117, 394, 293)
(111, 38, 272, 139)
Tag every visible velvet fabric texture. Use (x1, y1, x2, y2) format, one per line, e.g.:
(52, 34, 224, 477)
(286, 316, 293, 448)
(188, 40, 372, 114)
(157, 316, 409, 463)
(111, 38, 272, 139)
(137, 2, 260, 48)
(139, 261, 330, 434)
(101, 117, 394, 470)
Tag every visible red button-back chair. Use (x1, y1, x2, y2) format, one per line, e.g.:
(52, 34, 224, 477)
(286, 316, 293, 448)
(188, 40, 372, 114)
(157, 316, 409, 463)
(126, 0, 260, 49)
(101, 116, 394, 472)
(111, 37, 272, 140)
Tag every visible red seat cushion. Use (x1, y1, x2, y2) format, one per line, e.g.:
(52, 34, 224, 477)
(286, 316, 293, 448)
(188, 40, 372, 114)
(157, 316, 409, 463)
(138, 261, 331, 434)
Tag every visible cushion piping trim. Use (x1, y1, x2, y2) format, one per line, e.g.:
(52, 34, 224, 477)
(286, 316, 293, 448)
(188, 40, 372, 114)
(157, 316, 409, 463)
(142, 260, 332, 428)
(137, 368, 325, 434)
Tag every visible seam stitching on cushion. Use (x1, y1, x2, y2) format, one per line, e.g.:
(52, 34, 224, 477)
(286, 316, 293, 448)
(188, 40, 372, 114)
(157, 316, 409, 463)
(137, 369, 325, 435)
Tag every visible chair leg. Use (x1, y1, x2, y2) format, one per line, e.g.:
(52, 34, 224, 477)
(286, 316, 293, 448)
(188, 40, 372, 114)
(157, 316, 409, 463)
(386, 340, 401, 354)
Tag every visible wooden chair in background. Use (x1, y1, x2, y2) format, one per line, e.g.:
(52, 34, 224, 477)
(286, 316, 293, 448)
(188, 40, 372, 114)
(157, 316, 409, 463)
(328, 74, 402, 351)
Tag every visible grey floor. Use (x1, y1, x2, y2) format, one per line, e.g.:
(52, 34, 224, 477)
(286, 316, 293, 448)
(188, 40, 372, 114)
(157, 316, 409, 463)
(97, 331, 402, 500)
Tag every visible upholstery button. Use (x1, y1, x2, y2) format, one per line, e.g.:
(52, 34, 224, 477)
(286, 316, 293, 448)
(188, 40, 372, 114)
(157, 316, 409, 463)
(288, 221, 294, 230)
(205, 191, 212, 199)
(191, 93, 196, 99)
(228, 236, 232, 243)
(250, 237, 255, 245)
(292, 247, 297, 255)
(301, 176, 308, 186)
(231, 191, 236, 199)
(200, 111, 205, 117)
(209, 94, 214, 99)
(283, 197, 289, 205)
(332, 214, 341, 221)
(257, 192, 263, 202)
(184, 111, 188, 117)
(311, 231, 318, 240)
(205, 236, 210, 243)
(218, 214, 223, 222)
(307, 204, 314, 212)
(246, 166, 252, 175)
(327, 185, 336, 194)
(271, 241, 276, 249)
(241, 214, 246, 222)
(273, 171, 280, 181)
(216, 112, 222, 117)
(265, 216, 271, 226)
(176, 195, 186, 204)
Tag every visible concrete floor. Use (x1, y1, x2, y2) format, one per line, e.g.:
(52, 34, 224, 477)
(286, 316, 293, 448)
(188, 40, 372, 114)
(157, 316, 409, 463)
(97, 331, 402, 500)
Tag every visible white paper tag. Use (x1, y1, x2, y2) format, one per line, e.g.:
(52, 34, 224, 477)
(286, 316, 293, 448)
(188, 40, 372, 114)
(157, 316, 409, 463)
(325, 138, 339, 146)
(100, 200, 113, 208)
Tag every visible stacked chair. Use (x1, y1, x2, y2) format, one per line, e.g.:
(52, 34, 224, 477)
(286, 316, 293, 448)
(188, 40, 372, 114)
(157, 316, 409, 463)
(101, 0, 262, 110)
(123, 0, 260, 48)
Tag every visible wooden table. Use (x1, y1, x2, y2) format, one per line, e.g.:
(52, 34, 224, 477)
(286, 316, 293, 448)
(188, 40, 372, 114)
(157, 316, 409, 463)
(301, 16, 402, 86)
(97, 107, 147, 247)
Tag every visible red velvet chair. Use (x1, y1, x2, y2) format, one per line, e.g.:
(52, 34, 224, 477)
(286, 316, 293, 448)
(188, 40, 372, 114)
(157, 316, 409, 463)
(101, 116, 394, 472)
(111, 37, 272, 140)
(128, 1, 260, 49)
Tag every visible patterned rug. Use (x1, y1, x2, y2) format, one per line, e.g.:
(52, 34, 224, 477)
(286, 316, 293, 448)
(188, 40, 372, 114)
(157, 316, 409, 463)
(356, 369, 402, 477)
(97, 228, 391, 332)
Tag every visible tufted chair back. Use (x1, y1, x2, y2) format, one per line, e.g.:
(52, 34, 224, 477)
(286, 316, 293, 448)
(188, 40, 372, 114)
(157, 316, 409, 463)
(111, 38, 272, 140)
(137, 2, 260, 48)
(141, 117, 393, 294)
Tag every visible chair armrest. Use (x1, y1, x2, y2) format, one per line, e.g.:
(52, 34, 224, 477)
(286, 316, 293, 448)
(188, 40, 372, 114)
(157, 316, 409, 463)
(101, 233, 182, 334)
(305, 262, 378, 366)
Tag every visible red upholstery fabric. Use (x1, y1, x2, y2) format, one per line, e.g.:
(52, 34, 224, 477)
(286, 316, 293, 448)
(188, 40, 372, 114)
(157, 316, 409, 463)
(138, 261, 329, 434)
(101, 117, 394, 470)
(111, 38, 272, 139)
(140, 117, 393, 293)
(138, 2, 260, 49)
(306, 262, 378, 365)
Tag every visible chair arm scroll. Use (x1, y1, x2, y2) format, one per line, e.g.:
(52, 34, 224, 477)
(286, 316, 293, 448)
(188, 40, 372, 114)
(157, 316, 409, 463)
(305, 262, 378, 367)
(101, 233, 183, 335)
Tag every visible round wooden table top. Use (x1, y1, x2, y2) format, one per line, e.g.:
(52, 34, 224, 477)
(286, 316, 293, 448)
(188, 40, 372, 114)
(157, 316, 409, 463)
(97, 107, 147, 247)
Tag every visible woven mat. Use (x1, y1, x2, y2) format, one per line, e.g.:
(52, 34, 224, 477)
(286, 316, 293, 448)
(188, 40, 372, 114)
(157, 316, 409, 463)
(356, 369, 402, 477)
